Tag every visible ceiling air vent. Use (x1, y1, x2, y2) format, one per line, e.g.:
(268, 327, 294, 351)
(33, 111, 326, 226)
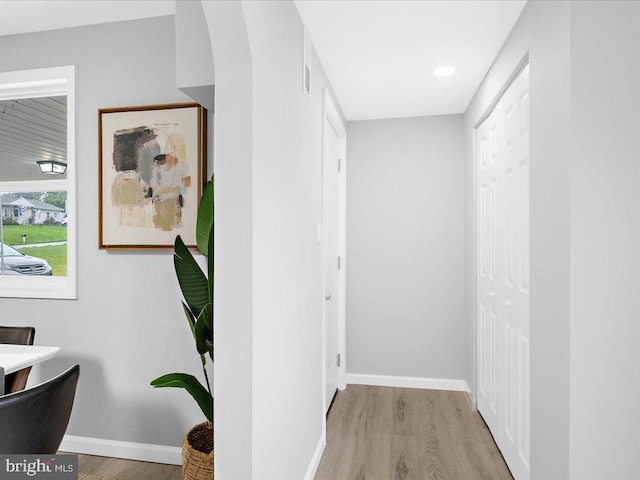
(303, 28, 312, 98)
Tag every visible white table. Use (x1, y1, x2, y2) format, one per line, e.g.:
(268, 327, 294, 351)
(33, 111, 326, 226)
(0, 345, 60, 394)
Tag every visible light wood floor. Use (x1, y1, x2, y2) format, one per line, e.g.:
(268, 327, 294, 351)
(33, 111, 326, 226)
(74, 454, 181, 480)
(315, 385, 513, 480)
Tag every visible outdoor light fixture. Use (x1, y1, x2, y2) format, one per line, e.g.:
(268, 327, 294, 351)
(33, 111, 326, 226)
(433, 66, 456, 78)
(37, 160, 67, 174)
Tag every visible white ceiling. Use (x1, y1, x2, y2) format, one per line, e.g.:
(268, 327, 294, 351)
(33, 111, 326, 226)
(0, 1, 525, 122)
(294, 0, 527, 121)
(0, 1, 175, 37)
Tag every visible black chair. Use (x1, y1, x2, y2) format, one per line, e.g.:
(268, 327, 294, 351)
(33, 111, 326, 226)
(0, 326, 35, 393)
(0, 365, 80, 454)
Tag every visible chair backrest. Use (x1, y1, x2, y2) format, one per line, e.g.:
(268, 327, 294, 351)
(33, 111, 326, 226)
(0, 326, 36, 393)
(0, 365, 80, 454)
(0, 326, 35, 346)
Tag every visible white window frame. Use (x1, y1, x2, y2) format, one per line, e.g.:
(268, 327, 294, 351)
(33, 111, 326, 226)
(0, 66, 77, 299)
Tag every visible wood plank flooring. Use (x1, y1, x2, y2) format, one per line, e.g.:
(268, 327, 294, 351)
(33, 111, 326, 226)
(314, 385, 513, 480)
(74, 454, 182, 480)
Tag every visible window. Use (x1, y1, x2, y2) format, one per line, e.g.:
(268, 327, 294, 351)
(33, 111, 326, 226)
(0, 66, 76, 299)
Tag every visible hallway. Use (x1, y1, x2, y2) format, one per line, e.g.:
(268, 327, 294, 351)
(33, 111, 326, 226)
(315, 385, 513, 480)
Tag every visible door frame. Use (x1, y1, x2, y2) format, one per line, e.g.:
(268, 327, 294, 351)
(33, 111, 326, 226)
(321, 88, 347, 424)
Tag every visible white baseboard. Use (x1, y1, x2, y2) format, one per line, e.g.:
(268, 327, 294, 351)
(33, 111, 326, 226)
(60, 435, 182, 466)
(346, 373, 470, 392)
(466, 390, 478, 411)
(302, 433, 325, 480)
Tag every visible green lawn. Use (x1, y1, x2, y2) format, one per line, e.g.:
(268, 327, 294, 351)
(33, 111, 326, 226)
(22, 245, 67, 277)
(0, 225, 67, 245)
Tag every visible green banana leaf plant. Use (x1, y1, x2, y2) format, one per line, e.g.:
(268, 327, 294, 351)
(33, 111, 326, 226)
(150, 179, 214, 423)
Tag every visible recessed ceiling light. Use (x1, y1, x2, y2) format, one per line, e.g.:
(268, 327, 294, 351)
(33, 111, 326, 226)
(433, 66, 456, 78)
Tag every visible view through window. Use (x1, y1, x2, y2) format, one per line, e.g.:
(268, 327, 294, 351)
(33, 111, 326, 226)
(1, 190, 67, 277)
(0, 66, 76, 298)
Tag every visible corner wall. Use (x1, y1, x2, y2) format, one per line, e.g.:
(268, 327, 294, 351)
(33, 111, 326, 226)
(201, 1, 254, 478)
(0, 16, 205, 455)
(175, 0, 215, 111)
(463, 1, 571, 478)
(346, 114, 466, 383)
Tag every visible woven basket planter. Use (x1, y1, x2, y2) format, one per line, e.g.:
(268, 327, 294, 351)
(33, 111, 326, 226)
(183, 422, 214, 480)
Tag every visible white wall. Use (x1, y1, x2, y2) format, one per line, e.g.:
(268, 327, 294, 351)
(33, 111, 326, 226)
(175, 0, 215, 111)
(243, 1, 345, 477)
(569, 2, 640, 478)
(0, 17, 206, 450)
(202, 1, 345, 478)
(201, 1, 254, 478)
(464, 2, 571, 478)
(346, 115, 466, 382)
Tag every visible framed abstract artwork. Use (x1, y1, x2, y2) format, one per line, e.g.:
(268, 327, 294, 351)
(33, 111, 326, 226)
(98, 103, 207, 250)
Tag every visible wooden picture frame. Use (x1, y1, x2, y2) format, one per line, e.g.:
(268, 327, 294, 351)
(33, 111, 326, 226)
(98, 103, 207, 250)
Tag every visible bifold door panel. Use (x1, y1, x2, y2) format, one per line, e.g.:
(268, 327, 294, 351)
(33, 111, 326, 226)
(477, 64, 530, 480)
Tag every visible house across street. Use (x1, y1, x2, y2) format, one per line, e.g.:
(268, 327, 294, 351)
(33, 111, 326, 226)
(0, 195, 66, 225)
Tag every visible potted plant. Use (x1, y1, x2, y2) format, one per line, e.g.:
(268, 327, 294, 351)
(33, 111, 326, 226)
(151, 179, 214, 480)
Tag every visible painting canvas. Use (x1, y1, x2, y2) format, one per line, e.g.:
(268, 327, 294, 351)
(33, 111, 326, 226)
(99, 103, 206, 249)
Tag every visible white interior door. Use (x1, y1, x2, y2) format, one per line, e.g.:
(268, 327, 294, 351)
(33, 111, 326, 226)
(477, 64, 530, 480)
(323, 111, 341, 412)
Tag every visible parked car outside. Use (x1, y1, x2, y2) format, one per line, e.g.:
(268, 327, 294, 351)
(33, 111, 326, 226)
(61, 217, 68, 226)
(0, 243, 53, 275)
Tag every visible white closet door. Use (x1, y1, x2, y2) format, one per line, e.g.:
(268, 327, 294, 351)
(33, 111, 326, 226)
(477, 64, 529, 480)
